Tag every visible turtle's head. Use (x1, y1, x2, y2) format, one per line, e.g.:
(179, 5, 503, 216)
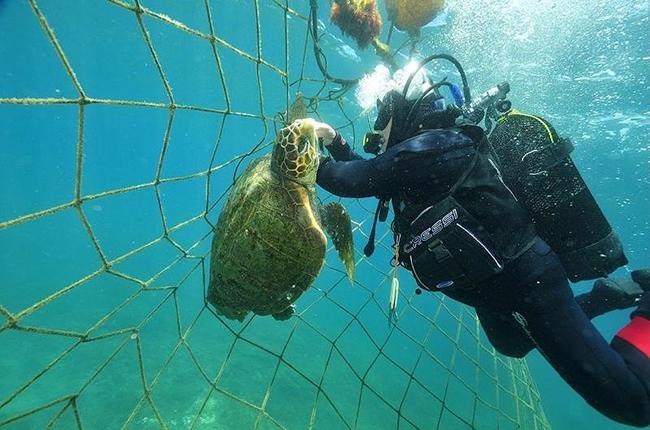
(272, 118, 319, 183)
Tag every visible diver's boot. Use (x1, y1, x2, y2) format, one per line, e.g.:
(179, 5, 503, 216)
(576, 268, 650, 320)
(632, 268, 650, 298)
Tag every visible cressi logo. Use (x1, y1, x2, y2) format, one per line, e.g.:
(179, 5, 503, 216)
(403, 209, 458, 254)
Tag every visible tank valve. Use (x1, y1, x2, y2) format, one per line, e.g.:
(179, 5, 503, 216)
(462, 81, 511, 123)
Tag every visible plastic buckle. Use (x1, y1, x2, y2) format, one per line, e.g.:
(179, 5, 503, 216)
(428, 240, 452, 263)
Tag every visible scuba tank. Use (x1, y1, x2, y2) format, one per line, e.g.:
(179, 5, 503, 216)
(486, 104, 628, 281)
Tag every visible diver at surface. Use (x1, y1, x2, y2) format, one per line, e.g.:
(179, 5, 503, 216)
(310, 57, 650, 427)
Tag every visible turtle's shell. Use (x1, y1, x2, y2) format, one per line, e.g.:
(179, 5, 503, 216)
(207, 154, 326, 321)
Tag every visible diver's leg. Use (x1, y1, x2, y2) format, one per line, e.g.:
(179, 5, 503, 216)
(575, 269, 650, 319)
(475, 306, 534, 358)
(472, 269, 649, 359)
(510, 243, 650, 427)
(473, 270, 649, 359)
(443, 279, 538, 357)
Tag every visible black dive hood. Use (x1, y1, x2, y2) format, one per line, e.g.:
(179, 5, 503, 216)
(373, 90, 462, 149)
(373, 90, 410, 148)
(372, 53, 471, 150)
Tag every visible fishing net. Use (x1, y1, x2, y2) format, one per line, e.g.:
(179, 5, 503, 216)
(0, 1, 550, 429)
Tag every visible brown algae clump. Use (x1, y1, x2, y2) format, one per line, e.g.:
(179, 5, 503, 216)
(330, 0, 382, 49)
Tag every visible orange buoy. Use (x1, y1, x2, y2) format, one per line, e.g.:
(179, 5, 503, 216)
(385, 0, 445, 36)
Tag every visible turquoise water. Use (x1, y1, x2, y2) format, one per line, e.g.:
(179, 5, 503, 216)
(0, 0, 648, 429)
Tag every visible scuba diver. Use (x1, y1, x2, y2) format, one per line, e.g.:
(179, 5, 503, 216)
(310, 55, 650, 426)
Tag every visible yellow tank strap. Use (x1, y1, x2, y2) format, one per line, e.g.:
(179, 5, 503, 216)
(497, 109, 556, 144)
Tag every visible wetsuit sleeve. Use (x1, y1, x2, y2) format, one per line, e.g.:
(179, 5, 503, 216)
(316, 157, 385, 198)
(325, 132, 364, 161)
(317, 129, 476, 199)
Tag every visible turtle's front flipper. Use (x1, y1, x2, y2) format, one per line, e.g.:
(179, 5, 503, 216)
(320, 202, 355, 282)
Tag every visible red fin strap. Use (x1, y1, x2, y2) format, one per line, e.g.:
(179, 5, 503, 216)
(616, 317, 650, 358)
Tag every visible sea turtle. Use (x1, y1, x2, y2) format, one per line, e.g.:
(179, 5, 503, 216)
(207, 102, 355, 322)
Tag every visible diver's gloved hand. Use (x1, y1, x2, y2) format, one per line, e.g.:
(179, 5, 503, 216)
(310, 119, 352, 161)
(576, 269, 650, 320)
(311, 120, 337, 146)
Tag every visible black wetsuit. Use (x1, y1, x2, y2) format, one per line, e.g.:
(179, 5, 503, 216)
(317, 129, 650, 427)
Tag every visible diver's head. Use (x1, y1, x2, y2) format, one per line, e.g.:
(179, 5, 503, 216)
(272, 118, 319, 183)
(358, 57, 470, 155)
(374, 89, 411, 149)
(363, 90, 405, 154)
(364, 87, 460, 155)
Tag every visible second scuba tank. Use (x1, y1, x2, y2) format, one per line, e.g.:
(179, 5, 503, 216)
(488, 110, 628, 281)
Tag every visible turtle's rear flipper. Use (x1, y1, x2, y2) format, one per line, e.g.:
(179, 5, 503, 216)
(320, 202, 355, 282)
(272, 305, 295, 321)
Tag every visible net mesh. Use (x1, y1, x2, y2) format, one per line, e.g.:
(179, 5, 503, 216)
(0, 1, 550, 429)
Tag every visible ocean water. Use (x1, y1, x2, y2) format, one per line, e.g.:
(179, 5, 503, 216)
(0, 1, 648, 429)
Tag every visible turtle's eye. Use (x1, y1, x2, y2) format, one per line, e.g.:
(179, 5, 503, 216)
(296, 135, 309, 154)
